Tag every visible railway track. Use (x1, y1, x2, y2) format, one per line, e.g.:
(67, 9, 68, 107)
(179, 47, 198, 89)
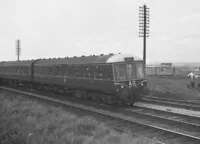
(125, 106, 200, 134)
(141, 95, 200, 111)
(1, 86, 200, 144)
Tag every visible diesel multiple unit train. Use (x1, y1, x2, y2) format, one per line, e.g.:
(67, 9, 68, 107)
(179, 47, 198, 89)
(0, 53, 147, 105)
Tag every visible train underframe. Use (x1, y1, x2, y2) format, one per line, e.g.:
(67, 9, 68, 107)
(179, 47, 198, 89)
(0, 78, 141, 106)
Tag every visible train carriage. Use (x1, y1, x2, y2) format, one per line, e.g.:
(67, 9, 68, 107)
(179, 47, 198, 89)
(33, 53, 147, 104)
(0, 60, 35, 85)
(0, 53, 147, 105)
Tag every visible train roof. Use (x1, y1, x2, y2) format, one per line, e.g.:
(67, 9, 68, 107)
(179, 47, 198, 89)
(0, 53, 143, 66)
(0, 60, 36, 66)
(35, 53, 143, 65)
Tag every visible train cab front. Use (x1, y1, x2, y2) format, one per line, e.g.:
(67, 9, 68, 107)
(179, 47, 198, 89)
(114, 61, 147, 104)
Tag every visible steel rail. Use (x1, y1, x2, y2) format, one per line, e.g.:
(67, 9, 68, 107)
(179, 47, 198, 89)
(142, 95, 200, 105)
(126, 107, 200, 127)
(128, 106, 200, 127)
(141, 96, 200, 111)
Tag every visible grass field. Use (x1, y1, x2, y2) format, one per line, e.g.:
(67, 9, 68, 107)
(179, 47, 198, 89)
(0, 90, 157, 144)
(147, 76, 200, 100)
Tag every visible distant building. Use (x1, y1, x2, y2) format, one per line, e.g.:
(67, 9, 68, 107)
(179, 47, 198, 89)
(160, 63, 172, 68)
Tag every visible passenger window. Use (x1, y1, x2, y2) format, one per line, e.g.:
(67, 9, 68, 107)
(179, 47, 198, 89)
(94, 65, 100, 79)
(58, 65, 64, 76)
(78, 66, 84, 77)
(49, 67, 52, 74)
(55, 66, 59, 76)
(83, 66, 89, 78)
(69, 66, 74, 77)
(105, 66, 113, 80)
(64, 66, 69, 76)
(75, 66, 79, 77)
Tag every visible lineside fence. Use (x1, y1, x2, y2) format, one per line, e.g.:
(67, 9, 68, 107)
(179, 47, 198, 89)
(146, 66, 191, 77)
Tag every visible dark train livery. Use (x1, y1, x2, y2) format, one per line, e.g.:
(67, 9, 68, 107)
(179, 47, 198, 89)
(0, 53, 147, 105)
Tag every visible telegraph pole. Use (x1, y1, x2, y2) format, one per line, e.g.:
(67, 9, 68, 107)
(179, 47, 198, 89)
(139, 4, 150, 73)
(16, 39, 21, 61)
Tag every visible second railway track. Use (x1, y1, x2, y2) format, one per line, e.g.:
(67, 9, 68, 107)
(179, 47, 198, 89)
(1, 86, 200, 144)
(141, 95, 200, 111)
(124, 106, 200, 135)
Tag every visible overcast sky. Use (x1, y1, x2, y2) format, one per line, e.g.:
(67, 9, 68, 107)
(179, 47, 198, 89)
(0, 0, 200, 63)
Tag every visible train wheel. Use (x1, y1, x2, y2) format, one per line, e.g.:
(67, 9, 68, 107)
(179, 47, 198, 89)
(102, 94, 108, 104)
(81, 90, 89, 100)
(9, 80, 17, 88)
(90, 92, 100, 103)
(91, 93, 95, 101)
(115, 100, 121, 107)
(74, 90, 82, 99)
(58, 88, 65, 94)
(8, 80, 12, 87)
(12, 80, 17, 88)
(36, 84, 43, 91)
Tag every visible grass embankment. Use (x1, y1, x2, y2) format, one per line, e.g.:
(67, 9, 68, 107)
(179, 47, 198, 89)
(0, 90, 156, 144)
(147, 76, 200, 100)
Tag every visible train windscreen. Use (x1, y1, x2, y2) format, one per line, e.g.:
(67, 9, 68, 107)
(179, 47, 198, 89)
(126, 64, 135, 80)
(115, 64, 126, 81)
(135, 62, 144, 78)
(115, 63, 135, 81)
